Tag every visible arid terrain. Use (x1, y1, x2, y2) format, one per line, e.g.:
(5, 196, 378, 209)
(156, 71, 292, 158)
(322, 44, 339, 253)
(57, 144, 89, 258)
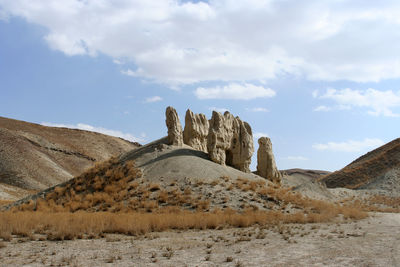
(0, 117, 140, 200)
(320, 138, 400, 194)
(0, 113, 399, 266)
(0, 213, 399, 266)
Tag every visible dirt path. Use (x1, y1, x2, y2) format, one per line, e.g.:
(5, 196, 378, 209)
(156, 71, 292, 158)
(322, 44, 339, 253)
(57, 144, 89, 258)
(1, 213, 399, 266)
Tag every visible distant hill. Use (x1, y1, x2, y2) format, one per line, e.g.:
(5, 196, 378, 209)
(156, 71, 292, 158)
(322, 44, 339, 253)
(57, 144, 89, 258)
(282, 169, 331, 180)
(0, 116, 140, 199)
(319, 138, 400, 191)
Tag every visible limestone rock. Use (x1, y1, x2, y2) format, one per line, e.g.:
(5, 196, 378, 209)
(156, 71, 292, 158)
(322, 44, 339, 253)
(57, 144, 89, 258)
(230, 119, 254, 173)
(207, 111, 254, 172)
(257, 137, 281, 183)
(183, 109, 209, 152)
(165, 106, 183, 146)
(207, 111, 234, 166)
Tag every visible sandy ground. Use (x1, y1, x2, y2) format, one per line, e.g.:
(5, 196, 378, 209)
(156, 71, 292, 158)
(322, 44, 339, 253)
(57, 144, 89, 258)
(0, 212, 399, 267)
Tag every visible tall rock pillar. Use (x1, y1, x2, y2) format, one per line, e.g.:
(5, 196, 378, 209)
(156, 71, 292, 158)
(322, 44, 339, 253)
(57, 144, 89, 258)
(183, 109, 209, 152)
(165, 106, 183, 146)
(257, 137, 281, 183)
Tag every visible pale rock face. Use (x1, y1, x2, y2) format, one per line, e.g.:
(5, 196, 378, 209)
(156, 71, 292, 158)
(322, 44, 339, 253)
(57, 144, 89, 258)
(257, 137, 281, 183)
(230, 119, 254, 173)
(183, 109, 209, 152)
(207, 111, 234, 165)
(207, 111, 254, 173)
(165, 106, 183, 146)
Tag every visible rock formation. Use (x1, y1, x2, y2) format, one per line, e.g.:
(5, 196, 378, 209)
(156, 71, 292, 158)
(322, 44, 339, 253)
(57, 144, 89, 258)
(257, 137, 281, 183)
(183, 109, 209, 152)
(207, 111, 254, 173)
(165, 107, 271, 175)
(230, 119, 254, 173)
(207, 111, 234, 166)
(165, 106, 183, 146)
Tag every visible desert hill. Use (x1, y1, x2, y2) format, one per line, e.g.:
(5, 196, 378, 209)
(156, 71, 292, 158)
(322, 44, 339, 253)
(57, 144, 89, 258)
(319, 138, 400, 193)
(0, 116, 140, 199)
(7, 136, 367, 229)
(9, 137, 275, 212)
(281, 168, 331, 187)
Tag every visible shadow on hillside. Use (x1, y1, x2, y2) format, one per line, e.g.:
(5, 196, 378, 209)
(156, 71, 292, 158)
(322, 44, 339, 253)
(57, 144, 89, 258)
(121, 136, 210, 168)
(137, 148, 210, 168)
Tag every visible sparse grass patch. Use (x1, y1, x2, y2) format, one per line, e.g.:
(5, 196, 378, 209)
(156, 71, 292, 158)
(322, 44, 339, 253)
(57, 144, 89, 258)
(0, 206, 366, 241)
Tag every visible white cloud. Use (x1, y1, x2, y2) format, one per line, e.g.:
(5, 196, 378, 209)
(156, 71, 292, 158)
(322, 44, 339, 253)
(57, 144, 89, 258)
(313, 105, 331, 112)
(0, 7, 8, 20)
(317, 88, 400, 117)
(253, 132, 269, 139)
(121, 69, 136, 77)
(2, 1, 400, 84)
(285, 156, 309, 161)
(144, 96, 162, 103)
(312, 138, 384, 152)
(247, 107, 269, 112)
(208, 107, 229, 113)
(195, 83, 276, 100)
(41, 122, 145, 143)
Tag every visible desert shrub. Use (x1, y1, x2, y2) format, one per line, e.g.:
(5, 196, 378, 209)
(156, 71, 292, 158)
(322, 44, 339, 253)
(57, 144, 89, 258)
(2, 207, 364, 241)
(148, 183, 161, 192)
(157, 190, 169, 203)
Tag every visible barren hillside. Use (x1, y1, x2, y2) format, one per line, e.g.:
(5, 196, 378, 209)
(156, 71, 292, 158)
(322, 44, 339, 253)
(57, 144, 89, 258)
(0, 116, 140, 198)
(319, 138, 400, 191)
(7, 138, 367, 227)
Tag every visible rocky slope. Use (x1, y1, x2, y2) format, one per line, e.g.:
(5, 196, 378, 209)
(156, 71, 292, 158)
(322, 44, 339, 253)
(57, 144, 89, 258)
(0, 116, 140, 199)
(319, 138, 400, 192)
(7, 137, 274, 212)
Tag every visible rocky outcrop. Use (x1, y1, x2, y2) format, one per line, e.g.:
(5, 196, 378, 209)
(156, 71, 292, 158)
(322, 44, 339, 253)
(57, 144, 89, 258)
(164, 107, 265, 174)
(207, 111, 254, 173)
(207, 111, 234, 166)
(257, 137, 281, 183)
(231, 119, 254, 173)
(165, 106, 183, 146)
(183, 109, 209, 152)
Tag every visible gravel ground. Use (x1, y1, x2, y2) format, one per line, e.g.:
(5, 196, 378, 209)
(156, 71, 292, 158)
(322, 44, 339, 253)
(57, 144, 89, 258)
(0, 212, 399, 267)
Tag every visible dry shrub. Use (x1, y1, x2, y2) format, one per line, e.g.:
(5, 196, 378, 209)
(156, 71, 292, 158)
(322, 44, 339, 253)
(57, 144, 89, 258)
(195, 200, 210, 211)
(4, 156, 372, 241)
(104, 184, 119, 195)
(210, 180, 219, 186)
(183, 187, 192, 195)
(339, 195, 400, 213)
(157, 190, 168, 203)
(148, 183, 161, 192)
(0, 200, 13, 207)
(0, 205, 366, 241)
(221, 176, 230, 182)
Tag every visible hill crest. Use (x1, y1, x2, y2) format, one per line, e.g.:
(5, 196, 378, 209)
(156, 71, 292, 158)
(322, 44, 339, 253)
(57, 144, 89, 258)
(0, 116, 140, 199)
(319, 138, 400, 191)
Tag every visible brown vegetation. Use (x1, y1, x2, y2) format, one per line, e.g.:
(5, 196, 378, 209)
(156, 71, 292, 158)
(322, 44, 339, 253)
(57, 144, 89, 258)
(1, 157, 371, 242)
(341, 195, 400, 213)
(0, 207, 366, 242)
(0, 116, 140, 193)
(320, 138, 400, 189)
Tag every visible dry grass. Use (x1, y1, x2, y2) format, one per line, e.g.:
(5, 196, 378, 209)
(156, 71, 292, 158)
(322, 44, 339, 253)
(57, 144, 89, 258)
(3, 158, 372, 242)
(231, 177, 368, 221)
(0, 200, 14, 207)
(341, 195, 400, 213)
(0, 207, 364, 242)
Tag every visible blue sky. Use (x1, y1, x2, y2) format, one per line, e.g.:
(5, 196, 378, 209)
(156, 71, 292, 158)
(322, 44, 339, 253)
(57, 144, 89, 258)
(1, 0, 400, 171)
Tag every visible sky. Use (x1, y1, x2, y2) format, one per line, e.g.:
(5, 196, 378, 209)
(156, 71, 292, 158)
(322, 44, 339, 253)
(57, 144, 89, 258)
(1, 0, 400, 172)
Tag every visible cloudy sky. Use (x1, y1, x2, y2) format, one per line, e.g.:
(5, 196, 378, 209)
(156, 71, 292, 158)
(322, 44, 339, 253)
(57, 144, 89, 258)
(1, 0, 400, 171)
